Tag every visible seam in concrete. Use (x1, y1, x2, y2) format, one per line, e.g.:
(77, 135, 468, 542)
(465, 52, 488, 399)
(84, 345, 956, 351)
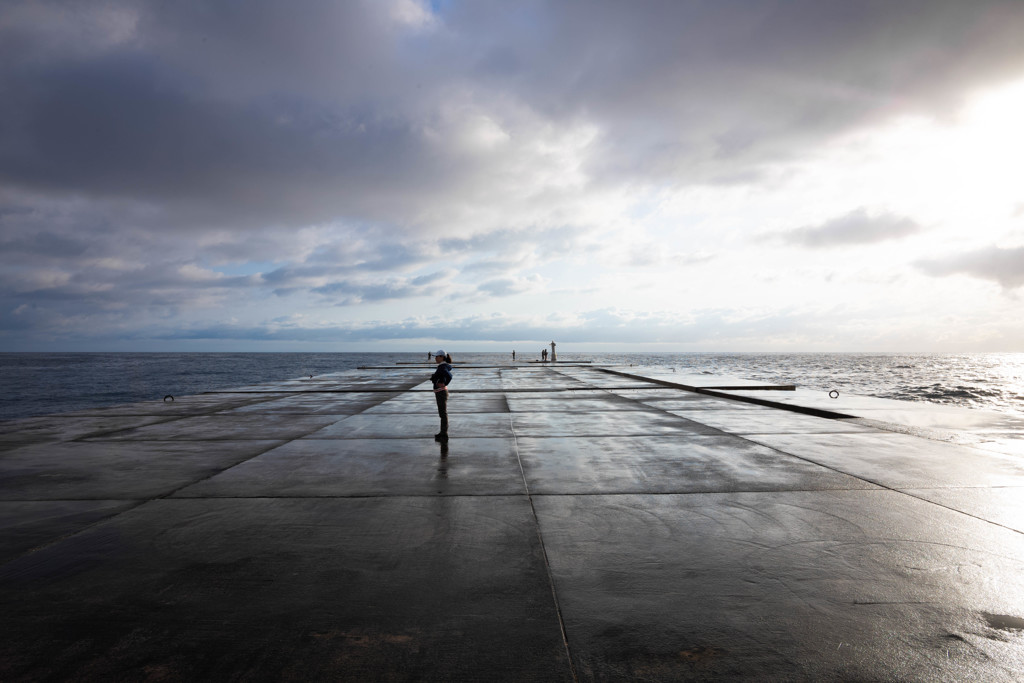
(568, 367, 1024, 538)
(160, 381, 427, 495)
(150, 486, 888, 500)
(736, 434, 1024, 538)
(0, 436, 291, 571)
(697, 387, 853, 419)
(593, 367, 1015, 450)
(593, 367, 855, 420)
(66, 393, 298, 442)
(0, 387, 426, 571)
(202, 387, 654, 394)
(596, 366, 798, 390)
(503, 369, 580, 683)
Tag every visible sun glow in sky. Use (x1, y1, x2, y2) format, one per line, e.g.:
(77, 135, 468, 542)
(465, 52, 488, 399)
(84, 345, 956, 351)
(2, 1, 1024, 351)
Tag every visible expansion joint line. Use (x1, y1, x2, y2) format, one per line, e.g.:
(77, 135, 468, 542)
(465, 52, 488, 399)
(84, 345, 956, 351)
(583, 370, 1024, 539)
(503, 373, 580, 683)
(1, 393, 407, 571)
(741, 434, 1024, 538)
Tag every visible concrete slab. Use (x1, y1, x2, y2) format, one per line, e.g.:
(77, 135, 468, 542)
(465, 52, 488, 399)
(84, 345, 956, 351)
(588, 367, 796, 391)
(745, 432, 1024, 489)
(900, 486, 1024, 534)
(507, 396, 649, 413)
(59, 394, 286, 417)
(719, 387, 1024, 433)
(0, 497, 573, 681)
(3, 362, 1024, 680)
(602, 388, 704, 400)
(310, 412, 514, 439)
(0, 440, 284, 500)
(614, 394, 768, 411)
(533, 491, 1024, 681)
(0, 415, 174, 452)
(0, 500, 138, 565)
(222, 393, 394, 414)
(363, 393, 509, 415)
(174, 437, 525, 498)
(91, 414, 341, 441)
(516, 435, 879, 495)
(501, 375, 591, 390)
(669, 408, 875, 434)
(511, 411, 720, 438)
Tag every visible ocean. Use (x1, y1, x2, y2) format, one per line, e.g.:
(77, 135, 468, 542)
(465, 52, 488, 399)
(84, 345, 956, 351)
(1, 352, 1023, 422)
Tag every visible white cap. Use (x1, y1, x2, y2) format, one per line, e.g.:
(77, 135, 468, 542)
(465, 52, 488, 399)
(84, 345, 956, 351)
(432, 349, 446, 357)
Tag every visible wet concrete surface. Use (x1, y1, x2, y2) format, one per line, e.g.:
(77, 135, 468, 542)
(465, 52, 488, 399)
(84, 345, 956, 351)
(742, 432, 1024, 489)
(1, 364, 1023, 680)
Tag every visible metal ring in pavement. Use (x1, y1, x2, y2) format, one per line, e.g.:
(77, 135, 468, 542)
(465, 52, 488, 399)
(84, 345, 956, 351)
(829, 390, 839, 399)
(163, 395, 174, 402)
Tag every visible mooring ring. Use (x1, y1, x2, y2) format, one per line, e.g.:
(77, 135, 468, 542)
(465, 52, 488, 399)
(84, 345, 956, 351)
(163, 395, 174, 402)
(829, 390, 839, 399)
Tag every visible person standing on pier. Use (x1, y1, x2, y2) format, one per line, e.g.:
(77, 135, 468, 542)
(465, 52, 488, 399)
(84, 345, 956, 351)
(431, 350, 453, 442)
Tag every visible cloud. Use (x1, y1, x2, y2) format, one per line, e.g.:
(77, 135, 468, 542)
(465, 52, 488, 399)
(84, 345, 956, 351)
(6, 1, 1024, 225)
(135, 308, 775, 345)
(475, 274, 546, 297)
(310, 270, 452, 304)
(775, 208, 923, 248)
(916, 246, 1024, 288)
(4, 0, 1024, 226)
(108, 304, 907, 351)
(3, 1, 1024, 349)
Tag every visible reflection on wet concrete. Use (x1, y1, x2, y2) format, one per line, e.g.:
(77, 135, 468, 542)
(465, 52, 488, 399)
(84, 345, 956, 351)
(436, 442, 449, 485)
(1, 362, 1023, 680)
(985, 612, 1024, 632)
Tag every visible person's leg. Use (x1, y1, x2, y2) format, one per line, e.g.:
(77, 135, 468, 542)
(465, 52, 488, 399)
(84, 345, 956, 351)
(434, 391, 449, 440)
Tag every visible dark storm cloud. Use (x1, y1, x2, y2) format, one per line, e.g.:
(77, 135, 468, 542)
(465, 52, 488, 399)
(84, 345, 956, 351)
(0, 54, 447, 227)
(0, 230, 90, 259)
(777, 208, 923, 248)
(4, 0, 1024, 220)
(916, 246, 1024, 289)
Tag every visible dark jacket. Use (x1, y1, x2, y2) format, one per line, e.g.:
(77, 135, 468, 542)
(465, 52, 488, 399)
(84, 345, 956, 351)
(430, 362, 452, 390)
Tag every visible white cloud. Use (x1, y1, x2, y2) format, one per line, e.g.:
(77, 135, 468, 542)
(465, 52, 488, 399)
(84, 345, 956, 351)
(776, 208, 923, 248)
(389, 0, 437, 31)
(917, 246, 1024, 289)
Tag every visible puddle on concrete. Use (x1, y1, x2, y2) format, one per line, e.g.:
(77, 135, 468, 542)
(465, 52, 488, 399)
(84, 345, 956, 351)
(983, 612, 1024, 632)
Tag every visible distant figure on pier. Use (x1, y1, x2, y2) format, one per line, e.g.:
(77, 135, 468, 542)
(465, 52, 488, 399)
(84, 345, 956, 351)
(542, 348, 548, 361)
(512, 350, 516, 361)
(430, 350, 453, 443)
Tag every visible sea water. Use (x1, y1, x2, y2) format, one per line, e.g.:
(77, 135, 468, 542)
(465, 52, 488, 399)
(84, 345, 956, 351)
(1, 351, 1022, 421)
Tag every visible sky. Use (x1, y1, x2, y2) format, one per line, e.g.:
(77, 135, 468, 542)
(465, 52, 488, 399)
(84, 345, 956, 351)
(2, 0, 1024, 352)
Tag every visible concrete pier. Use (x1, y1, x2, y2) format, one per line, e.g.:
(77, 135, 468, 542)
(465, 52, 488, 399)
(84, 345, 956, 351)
(2, 363, 1024, 680)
